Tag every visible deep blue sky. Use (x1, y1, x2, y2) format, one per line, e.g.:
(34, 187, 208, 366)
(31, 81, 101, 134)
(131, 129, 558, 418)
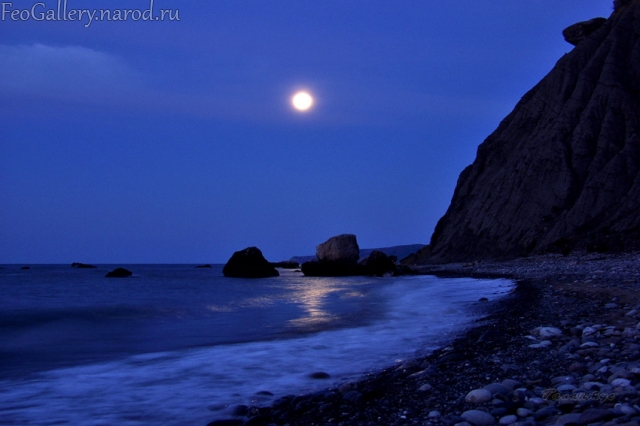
(1, 1, 612, 264)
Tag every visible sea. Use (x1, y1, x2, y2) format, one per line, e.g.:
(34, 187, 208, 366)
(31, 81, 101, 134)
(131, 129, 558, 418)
(0, 264, 513, 425)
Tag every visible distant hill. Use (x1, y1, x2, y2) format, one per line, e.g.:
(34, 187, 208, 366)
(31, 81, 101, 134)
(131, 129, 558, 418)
(289, 244, 426, 264)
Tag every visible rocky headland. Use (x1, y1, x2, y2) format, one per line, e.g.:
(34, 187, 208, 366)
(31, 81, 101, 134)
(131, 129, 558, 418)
(412, 0, 640, 264)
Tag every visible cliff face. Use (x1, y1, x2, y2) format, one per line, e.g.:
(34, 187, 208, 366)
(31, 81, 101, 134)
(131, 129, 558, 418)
(421, 1, 640, 263)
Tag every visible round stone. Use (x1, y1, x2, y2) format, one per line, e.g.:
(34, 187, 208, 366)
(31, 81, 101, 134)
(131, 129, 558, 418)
(461, 410, 496, 426)
(498, 415, 518, 425)
(528, 340, 552, 349)
(465, 389, 493, 404)
(611, 378, 631, 387)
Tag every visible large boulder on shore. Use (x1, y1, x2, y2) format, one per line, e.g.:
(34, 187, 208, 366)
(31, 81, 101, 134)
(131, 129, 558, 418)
(223, 247, 279, 278)
(302, 234, 362, 277)
(363, 250, 397, 276)
(316, 234, 360, 263)
(417, 3, 640, 263)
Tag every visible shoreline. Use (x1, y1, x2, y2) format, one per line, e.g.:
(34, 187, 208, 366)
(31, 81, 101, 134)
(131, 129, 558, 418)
(209, 251, 640, 426)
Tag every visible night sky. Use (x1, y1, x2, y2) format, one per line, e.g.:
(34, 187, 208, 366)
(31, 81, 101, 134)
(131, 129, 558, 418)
(1, 0, 612, 264)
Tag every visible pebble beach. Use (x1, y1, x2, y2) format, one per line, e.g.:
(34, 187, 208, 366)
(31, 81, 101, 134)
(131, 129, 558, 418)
(209, 251, 640, 426)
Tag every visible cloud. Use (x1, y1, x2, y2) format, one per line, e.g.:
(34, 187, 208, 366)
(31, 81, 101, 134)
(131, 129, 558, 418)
(0, 43, 145, 103)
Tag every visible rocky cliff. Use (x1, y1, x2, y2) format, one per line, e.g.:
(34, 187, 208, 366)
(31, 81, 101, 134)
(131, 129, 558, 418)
(419, 1, 640, 263)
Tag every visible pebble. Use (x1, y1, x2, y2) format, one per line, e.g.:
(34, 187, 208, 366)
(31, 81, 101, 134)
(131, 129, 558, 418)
(342, 390, 363, 404)
(501, 379, 523, 391)
(612, 378, 632, 387)
(557, 384, 577, 392)
(534, 327, 562, 337)
(577, 408, 615, 424)
(614, 404, 637, 416)
(429, 410, 442, 418)
(466, 389, 493, 404)
(461, 410, 496, 426)
(483, 383, 511, 396)
(528, 340, 552, 349)
(498, 415, 518, 425)
(418, 383, 433, 392)
(556, 413, 581, 425)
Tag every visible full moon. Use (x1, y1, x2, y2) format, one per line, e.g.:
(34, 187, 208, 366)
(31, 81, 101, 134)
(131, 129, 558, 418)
(291, 91, 313, 111)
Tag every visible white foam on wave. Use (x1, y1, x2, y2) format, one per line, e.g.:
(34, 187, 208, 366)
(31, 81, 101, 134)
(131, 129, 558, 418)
(0, 276, 512, 425)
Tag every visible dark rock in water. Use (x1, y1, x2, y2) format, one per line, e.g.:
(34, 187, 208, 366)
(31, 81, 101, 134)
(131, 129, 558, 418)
(302, 234, 362, 276)
(270, 261, 300, 269)
(195, 264, 212, 268)
(301, 259, 363, 277)
(316, 234, 360, 263)
(105, 268, 132, 278)
(363, 250, 397, 276)
(71, 262, 97, 269)
(20, 266, 30, 270)
(222, 247, 279, 278)
(562, 17, 606, 46)
(419, 4, 640, 263)
(206, 420, 244, 426)
(309, 371, 330, 379)
(230, 405, 249, 416)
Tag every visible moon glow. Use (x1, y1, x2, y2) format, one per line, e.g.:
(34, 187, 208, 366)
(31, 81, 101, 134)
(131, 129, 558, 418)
(291, 91, 313, 111)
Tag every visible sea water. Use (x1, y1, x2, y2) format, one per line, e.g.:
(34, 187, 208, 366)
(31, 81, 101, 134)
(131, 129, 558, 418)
(0, 264, 513, 425)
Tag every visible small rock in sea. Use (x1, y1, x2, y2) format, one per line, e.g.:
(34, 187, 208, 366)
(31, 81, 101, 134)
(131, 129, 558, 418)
(498, 415, 518, 425)
(465, 389, 493, 404)
(21, 266, 30, 270)
(255, 390, 273, 396)
(231, 405, 249, 416)
(105, 268, 132, 278)
(222, 247, 279, 278)
(528, 340, 552, 349)
(309, 371, 330, 379)
(71, 262, 97, 268)
(461, 409, 496, 426)
(479, 297, 489, 302)
(195, 264, 212, 268)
